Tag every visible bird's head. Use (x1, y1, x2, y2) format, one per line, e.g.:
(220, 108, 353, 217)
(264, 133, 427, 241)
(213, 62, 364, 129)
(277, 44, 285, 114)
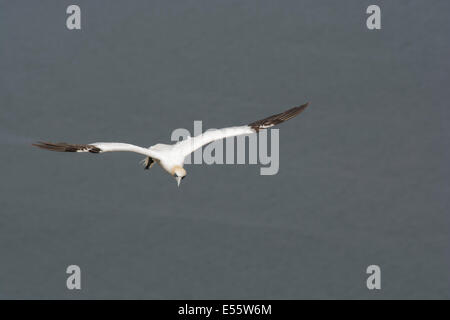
(172, 166, 187, 187)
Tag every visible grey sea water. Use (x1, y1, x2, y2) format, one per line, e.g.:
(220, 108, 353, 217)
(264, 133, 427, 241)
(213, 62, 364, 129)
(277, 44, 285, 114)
(0, 0, 449, 299)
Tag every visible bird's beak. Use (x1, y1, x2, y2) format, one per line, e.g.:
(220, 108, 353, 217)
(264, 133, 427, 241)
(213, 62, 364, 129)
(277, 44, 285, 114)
(176, 176, 182, 187)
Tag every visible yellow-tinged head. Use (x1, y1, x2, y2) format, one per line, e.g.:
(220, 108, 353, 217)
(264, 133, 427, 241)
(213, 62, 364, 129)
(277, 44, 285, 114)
(171, 166, 187, 187)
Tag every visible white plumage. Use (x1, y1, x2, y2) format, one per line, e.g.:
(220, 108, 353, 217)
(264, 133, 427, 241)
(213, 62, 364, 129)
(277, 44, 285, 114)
(33, 103, 309, 186)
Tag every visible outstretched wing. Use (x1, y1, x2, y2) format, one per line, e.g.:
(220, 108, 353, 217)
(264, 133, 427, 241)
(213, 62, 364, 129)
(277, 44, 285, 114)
(176, 102, 309, 158)
(248, 103, 309, 132)
(33, 142, 160, 159)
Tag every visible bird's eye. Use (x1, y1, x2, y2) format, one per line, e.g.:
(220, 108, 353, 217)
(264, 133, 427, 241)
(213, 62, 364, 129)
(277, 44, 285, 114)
(174, 174, 178, 178)
(181, 176, 185, 180)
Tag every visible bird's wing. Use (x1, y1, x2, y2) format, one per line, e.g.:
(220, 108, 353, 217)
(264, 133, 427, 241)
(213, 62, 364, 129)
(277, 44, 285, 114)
(32, 142, 161, 159)
(175, 102, 309, 158)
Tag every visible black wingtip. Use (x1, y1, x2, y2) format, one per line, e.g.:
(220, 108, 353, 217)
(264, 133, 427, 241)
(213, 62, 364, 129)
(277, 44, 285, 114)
(292, 102, 310, 116)
(32, 141, 101, 153)
(32, 141, 64, 152)
(32, 141, 47, 149)
(249, 102, 310, 132)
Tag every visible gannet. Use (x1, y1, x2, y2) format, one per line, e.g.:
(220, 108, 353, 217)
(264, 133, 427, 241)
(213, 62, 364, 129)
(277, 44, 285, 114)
(33, 103, 309, 186)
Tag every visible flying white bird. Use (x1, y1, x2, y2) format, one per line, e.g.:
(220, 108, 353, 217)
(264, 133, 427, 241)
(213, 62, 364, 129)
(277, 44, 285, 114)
(33, 103, 309, 186)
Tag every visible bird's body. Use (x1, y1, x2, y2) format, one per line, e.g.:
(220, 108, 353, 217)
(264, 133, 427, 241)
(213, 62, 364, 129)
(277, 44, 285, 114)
(34, 103, 309, 186)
